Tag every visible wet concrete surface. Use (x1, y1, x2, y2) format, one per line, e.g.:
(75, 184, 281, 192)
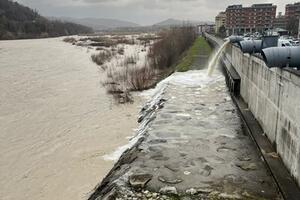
(90, 70, 282, 200)
(189, 55, 210, 70)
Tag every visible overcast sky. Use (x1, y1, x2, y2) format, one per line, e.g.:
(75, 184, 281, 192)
(16, 0, 291, 25)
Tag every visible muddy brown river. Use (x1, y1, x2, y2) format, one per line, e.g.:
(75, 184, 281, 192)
(0, 38, 142, 200)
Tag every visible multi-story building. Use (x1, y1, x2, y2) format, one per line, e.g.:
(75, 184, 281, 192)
(197, 24, 215, 34)
(274, 12, 287, 29)
(285, 2, 300, 37)
(225, 4, 276, 34)
(215, 12, 226, 33)
(299, 18, 300, 38)
(286, 2, 300, 19)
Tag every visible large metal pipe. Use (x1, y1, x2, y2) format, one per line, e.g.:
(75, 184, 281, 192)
(227, 35, 244, 43)
(262, 35, 279, 49)
(238, 40, 262, 54)
(262, 47, 300, 68)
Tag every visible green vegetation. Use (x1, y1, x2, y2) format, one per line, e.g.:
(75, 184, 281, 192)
(0, 0, 93, 40)
(176, 37, 212, 72)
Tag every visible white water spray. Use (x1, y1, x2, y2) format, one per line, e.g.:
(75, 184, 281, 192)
(207, 39, 230, 76)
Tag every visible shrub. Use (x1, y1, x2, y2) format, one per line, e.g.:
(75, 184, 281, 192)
(124, 55, 138, 65)
(116, 38, 135, 45)
(63, 37, 77, 43)
(137, 35, 161, 43)
(85, 36, 135, 47)
(117, 47, 125, 55)
(96, 47, 105, 51)
(128, 66, 156, 91)
(84, 37, 117, 47)
(102, 65, 157, 103)
(91, 51, 115, 66)
(89, 36, 107, 42)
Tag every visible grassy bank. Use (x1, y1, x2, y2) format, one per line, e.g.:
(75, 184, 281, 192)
(176, 37, 212, 72)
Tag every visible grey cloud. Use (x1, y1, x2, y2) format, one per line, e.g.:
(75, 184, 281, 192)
(16, 0, 290, 25)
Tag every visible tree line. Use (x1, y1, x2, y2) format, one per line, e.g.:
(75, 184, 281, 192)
(148, 26, 197, 69)
(0, 0, 93, 40)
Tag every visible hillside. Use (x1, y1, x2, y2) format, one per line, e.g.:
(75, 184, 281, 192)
(154, 18, 186, 26)
(0, 0, 93, 40)
(53, 17, 140, 31)
(154, 18, 213, 27)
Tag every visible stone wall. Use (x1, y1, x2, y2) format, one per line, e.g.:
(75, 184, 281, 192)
(226, 43, 300, 186)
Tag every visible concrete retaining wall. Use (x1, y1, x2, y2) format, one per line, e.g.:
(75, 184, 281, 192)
(205, 33, 300, 187)
(225, 43, 300, 186)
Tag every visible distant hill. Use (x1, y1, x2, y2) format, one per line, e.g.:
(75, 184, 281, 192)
(153, 18, 213, 27)
(51, 17, 140, 31)
(154, 18, 186, 26)
(0, 0, 93, 40)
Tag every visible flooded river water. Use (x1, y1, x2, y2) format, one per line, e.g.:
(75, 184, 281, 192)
(0, 38, 142, 200)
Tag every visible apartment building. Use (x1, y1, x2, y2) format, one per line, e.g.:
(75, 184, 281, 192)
(225, 4, 276, 34)
(215, 12, 226, 33)
(286, 2, 300, 19)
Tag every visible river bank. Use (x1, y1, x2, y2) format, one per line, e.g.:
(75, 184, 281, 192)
(86, 36, 283, 199)
(88, 70, 282, 200)
(0, 37, 143, 200)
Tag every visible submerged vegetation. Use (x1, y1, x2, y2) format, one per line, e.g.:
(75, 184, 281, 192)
(63, 37, 77, 44)
(78, 36, 135, 47)
(103, 65, 157, 103)
(65, 26, 197, 103)
(91, 51, 115, 66)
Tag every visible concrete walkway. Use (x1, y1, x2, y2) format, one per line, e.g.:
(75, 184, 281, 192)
(90, 70, 282, 200)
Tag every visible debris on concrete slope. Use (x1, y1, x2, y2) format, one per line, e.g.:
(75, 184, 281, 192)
(89, 70, 282, 200)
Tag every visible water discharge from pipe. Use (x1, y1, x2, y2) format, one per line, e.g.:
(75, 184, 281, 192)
(207, 39, 230, 76)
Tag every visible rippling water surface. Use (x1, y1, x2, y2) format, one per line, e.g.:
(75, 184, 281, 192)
(0, 38, 141, 200)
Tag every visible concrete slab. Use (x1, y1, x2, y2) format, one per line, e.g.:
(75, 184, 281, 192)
(233, 95, 300, 200)
(89, 70, 282, 200)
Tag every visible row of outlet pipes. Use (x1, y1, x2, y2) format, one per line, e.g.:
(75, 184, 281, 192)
(228, 35, 300, 70)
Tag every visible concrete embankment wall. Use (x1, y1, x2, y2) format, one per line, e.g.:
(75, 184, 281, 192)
(206, 34, 300, 187)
